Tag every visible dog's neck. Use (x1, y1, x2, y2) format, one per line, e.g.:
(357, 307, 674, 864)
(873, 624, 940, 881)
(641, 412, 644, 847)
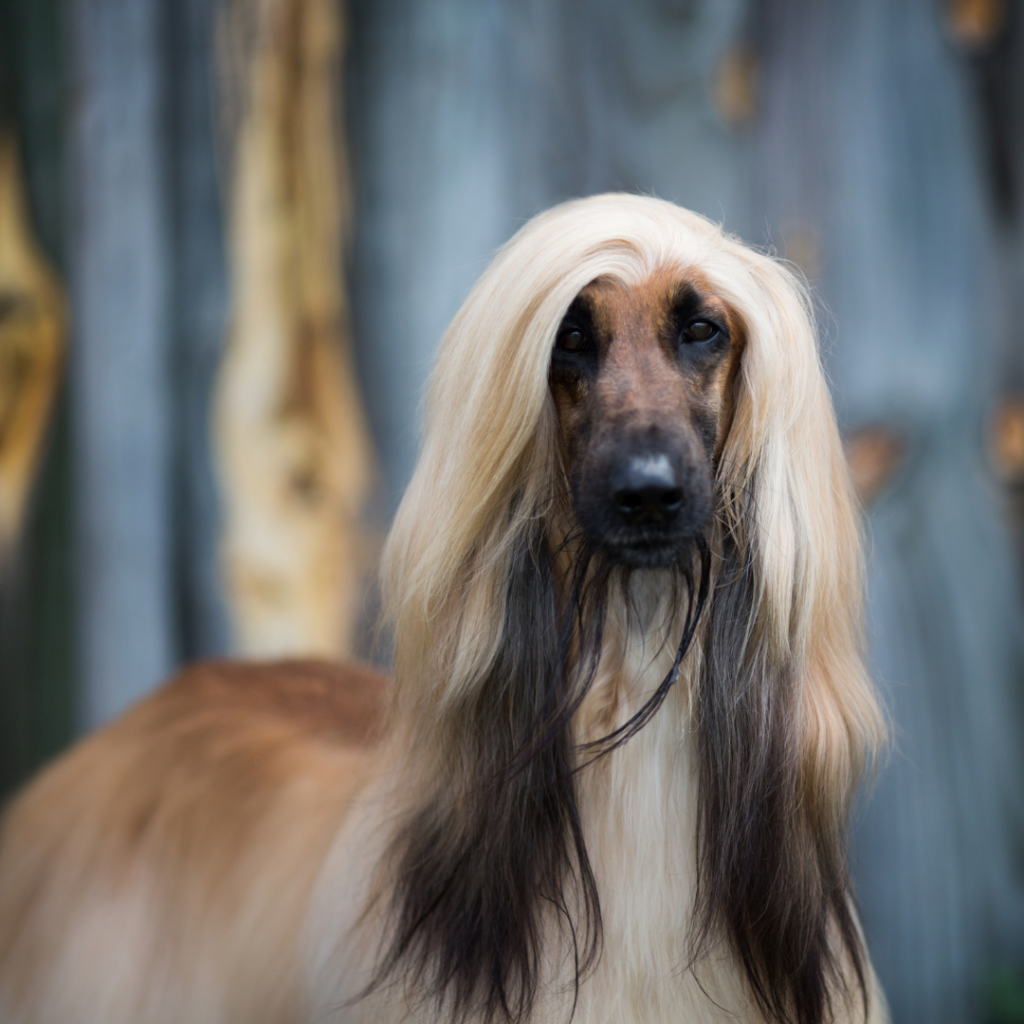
(572, 578, 691, 743)
(533, 628, 754, 1023)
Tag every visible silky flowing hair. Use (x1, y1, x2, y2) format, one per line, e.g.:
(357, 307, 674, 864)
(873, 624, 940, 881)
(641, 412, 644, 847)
(373, 194, 885, 1024)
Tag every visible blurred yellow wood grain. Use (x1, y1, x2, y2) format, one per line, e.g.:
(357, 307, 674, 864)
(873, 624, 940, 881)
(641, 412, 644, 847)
(215, 0, 376, 658)
(0, 132, 65, 569)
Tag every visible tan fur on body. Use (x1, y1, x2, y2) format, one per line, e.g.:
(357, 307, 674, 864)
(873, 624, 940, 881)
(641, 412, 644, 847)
(0, 195, 888, 1024)
(0, 660, 387, 1024)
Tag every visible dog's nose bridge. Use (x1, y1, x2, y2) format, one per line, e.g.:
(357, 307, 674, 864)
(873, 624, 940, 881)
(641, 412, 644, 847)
(599, 326, 687, 422)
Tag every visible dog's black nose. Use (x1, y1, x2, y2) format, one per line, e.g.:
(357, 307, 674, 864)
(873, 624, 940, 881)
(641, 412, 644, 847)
(609, 454, 683, 525)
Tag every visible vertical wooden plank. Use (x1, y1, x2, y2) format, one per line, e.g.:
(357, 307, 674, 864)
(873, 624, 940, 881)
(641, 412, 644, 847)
(976, 6, 1024, 610)
(167, 0, 231, 660)
(0, 0, 74, 796)
(0, 131, 66, 791)
(346, 0, 519, 508)
(69, 0, 175, 728)
(215, 0, 376, 657)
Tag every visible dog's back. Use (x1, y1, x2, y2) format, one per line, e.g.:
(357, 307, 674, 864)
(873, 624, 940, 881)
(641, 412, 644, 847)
(0, 659, 388, 1024)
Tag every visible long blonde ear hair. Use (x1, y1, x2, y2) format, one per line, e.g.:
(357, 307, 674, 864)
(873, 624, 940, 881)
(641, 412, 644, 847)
(690, 240, 885, 1024)
(374, 194, 885, 1024)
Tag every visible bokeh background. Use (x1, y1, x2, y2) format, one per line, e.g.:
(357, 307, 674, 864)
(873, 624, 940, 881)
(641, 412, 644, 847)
(2, 0, 1024, 1021)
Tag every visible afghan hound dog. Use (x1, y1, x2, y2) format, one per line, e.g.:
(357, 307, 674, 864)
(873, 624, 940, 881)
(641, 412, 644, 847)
(0, 194, 887, 1024)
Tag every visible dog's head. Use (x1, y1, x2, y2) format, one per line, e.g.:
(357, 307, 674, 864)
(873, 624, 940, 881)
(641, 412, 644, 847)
(388, 193, 849, 646)
(549, 271, 742, 569)
(379, 195, 885, 1024)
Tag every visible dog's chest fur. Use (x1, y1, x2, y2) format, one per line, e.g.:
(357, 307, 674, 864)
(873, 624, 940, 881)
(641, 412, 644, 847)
(559, 643, 757, 1024)
(307, 638, 757, 1024)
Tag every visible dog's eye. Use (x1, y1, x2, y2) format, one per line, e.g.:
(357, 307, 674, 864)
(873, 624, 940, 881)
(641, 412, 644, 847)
(682, 320, 717, 343)
(557, 327, 590, 353)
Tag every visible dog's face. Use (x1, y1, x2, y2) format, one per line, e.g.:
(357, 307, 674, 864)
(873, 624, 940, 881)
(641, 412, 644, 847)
(549, 269, 744, 568)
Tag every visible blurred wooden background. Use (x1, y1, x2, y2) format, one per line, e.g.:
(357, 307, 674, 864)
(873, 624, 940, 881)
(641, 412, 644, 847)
(1, 0, 1024, 1020)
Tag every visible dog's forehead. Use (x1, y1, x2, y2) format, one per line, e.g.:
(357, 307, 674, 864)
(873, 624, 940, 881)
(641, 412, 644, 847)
(576, 266, 733, 338)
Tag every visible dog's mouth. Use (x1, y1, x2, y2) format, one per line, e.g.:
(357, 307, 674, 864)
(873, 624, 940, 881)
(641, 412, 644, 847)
(573, 488, 712, 570)
(599, 531, 697, 569)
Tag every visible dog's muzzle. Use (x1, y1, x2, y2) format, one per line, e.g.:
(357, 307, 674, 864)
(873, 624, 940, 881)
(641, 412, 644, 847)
(574, 435, 712, 568)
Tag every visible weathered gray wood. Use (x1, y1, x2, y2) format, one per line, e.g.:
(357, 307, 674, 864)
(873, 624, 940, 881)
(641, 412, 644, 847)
(346, 0, 521, 508)
(525, 0, 750, 224)
(69, 0, 175, 728)
(168, 0, 231, 660)
(753, 1, 1024, 1019)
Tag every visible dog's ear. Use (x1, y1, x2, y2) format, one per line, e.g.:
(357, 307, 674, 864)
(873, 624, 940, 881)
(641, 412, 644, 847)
(694, 256, 884, 1024)
(695, 522, 866, 1024)
(372, 522, 599, 1024)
